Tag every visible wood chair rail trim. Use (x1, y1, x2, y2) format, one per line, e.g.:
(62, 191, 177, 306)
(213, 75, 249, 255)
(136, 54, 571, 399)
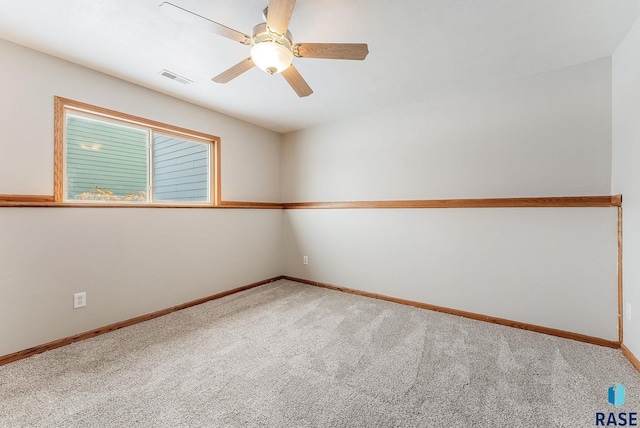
(284, 195, 622, 209)
(1, 195, 621, 209)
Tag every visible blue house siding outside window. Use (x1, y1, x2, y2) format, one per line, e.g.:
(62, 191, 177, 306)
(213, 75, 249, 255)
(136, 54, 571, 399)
(64, 113, 210, 204)
(66, 115, 148, 200)
(153, 134, 209, 202)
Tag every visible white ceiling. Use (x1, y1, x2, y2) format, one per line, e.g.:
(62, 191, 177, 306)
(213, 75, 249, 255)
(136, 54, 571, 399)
(0, 0, 638, 133)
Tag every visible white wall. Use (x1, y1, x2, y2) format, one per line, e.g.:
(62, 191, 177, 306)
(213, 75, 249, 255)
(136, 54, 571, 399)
(283, 59, 619, 341)
(0, 208, 282, 356)
(0, 39, 283, 356)
(283, 58, 612, 202)
(613, 15, 640, 356)
(0, 38, 282, 202)
(0, 35, 624, 355)
(284, 208, 618, 340)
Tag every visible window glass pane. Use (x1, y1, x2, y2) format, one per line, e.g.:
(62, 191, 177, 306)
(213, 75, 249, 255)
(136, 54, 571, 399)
(57, 99, 217, 206)
(66, 115, 148, 202)
(153, 133, 209, 203)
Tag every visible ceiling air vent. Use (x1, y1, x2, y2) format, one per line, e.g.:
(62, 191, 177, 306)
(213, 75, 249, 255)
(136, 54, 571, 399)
(159, 69, 192, 85)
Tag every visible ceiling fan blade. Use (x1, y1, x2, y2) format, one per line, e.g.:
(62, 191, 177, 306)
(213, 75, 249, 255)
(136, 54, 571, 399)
(281, 65, 313, 97)
(266, 0, 296, 36)
(160, 2, 251, 45)
(212, 58, 255, 83)
(294, 43, 369, 60)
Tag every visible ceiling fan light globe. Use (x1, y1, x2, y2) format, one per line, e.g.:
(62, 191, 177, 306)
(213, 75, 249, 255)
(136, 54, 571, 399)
(250, 42, 293, 75)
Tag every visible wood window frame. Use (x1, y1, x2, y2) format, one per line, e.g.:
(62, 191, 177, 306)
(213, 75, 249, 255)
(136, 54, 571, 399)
(54, 97, 221, 207)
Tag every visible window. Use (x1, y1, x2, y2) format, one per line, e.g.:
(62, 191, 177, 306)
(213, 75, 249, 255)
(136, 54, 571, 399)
(54, 97, 219, 205)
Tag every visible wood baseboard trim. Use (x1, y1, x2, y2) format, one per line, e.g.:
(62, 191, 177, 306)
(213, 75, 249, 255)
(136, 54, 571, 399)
(622, 344, 640, 372)
(283, 276, 620, 349)
(2, 275, 625, 367)
(283, 195, 621, 209)
(0, 276, 282, 367)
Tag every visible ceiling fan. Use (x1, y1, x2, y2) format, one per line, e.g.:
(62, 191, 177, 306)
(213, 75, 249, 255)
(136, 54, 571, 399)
(160, 0, 369, 97)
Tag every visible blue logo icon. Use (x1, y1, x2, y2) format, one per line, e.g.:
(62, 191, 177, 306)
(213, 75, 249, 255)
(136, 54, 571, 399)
(609, 383, 626, 408)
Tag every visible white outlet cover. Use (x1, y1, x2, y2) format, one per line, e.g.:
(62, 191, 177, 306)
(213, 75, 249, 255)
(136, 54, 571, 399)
(627, 303, 632, 321)
(74, 292, 86, 309)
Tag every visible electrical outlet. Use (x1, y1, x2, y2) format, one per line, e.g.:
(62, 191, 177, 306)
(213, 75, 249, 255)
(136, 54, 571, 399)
(303, 256, 308, 265)
(74, 292, 86, 309)
(627, 303, 632, 321)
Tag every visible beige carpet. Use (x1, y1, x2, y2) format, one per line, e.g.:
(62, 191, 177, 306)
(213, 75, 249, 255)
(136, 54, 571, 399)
(1, 279, 639, 427)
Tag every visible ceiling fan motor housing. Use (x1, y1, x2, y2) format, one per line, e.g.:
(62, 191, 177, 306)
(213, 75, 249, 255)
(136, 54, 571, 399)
(250, 23, 294, 74)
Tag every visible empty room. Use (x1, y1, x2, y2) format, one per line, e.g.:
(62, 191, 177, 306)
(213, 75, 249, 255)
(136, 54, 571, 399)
(2, 0, 640, 426)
